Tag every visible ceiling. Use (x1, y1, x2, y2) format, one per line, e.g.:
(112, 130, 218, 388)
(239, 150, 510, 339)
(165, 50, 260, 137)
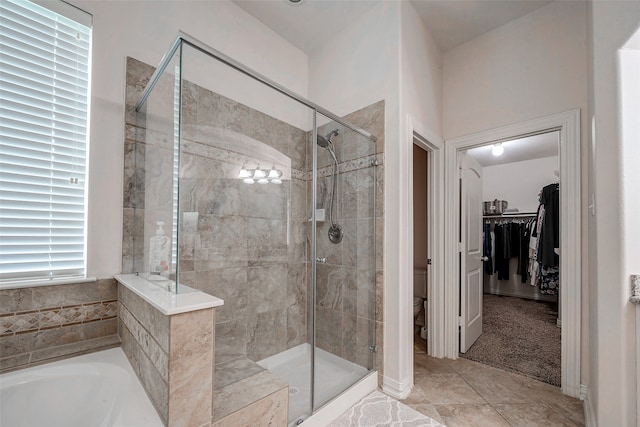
(231, 0, 553, 53)
(466, 131, 559, 167)
(411, 0, 552, 51)
(231, 0, 382, 53)
(231, 0, 559, 164)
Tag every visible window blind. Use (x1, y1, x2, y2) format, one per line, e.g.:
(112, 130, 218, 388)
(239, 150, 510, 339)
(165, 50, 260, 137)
(0, 0, 92, 283)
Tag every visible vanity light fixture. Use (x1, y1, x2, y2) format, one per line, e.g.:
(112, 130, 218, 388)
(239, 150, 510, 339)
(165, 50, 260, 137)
(238, 163, 284, 185)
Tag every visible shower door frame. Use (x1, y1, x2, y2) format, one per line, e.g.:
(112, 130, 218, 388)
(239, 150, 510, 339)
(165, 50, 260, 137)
(135, 32, 376, 143)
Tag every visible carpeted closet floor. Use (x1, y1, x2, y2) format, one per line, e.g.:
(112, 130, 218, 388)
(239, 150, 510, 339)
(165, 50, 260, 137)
(460, 294, 561, 386)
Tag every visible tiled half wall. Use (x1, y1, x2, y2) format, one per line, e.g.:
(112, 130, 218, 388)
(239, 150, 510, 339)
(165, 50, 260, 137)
(0, 279, 120, 372)
(118, 282, 215, 426)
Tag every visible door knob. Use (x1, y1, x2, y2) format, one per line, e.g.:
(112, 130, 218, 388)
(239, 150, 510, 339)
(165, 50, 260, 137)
(481, 256, 489, 262)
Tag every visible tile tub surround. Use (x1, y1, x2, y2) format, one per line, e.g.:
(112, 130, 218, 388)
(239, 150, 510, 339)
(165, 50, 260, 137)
(117, 278, 217, 427)
(0, 279, 120, 373)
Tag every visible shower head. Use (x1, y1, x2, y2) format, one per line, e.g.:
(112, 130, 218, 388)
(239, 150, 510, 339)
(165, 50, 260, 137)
(316, 129, 339, 149)
(317, 135, 331, 149)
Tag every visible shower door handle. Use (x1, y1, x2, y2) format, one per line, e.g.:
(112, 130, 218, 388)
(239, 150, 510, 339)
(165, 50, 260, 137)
(316, 257, 327, 264)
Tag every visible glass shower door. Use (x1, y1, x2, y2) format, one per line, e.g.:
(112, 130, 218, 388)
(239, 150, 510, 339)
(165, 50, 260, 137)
(312, 112, 377, 411)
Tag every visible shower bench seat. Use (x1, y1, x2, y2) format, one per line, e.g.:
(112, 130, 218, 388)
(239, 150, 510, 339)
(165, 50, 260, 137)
(212, 358, 288, 426)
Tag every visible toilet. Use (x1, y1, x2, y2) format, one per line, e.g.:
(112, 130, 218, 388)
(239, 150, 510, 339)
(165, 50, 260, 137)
(413, 297, 423, 318)
(413, 269, 428, 339)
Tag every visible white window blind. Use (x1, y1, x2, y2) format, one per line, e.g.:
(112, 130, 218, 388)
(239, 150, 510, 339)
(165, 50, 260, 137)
(0, 0, 92, 284)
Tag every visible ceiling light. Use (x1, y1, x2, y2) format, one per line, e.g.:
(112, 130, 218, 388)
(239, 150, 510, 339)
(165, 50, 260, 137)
(491, 143, 504, 156)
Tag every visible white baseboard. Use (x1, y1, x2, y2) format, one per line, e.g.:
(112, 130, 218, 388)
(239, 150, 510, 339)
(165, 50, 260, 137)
(381, 375, 412, 400)
(582, 385, 596, 427)
(579, 384, 588, 400)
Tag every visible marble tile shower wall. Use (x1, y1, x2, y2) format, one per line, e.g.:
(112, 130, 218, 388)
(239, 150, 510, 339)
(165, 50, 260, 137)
(311, 101, 385, 376)
(0, 279, 120, 372)
(123, 58, 309, 369)
(177, 80, 309, 364)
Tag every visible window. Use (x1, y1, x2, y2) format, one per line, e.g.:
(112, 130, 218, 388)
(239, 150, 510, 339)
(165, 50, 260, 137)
(0, 0, 92, 285)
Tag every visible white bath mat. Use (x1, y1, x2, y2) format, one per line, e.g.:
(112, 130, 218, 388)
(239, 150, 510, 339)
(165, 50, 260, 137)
(328, 390, 446, 427)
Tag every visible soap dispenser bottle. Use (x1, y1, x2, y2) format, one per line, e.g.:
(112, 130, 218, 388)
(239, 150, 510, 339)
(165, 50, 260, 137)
(149, 221, 170, 280)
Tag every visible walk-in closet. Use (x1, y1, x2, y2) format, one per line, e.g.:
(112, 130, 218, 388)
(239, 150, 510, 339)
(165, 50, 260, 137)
(462, 131, 562, 387)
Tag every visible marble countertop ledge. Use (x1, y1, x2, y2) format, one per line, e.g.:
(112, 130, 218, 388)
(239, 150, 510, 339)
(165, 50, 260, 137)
(115, 273, 224, 315)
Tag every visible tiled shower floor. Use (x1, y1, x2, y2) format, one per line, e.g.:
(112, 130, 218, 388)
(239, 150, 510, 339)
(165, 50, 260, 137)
(258, 344, 368, 426)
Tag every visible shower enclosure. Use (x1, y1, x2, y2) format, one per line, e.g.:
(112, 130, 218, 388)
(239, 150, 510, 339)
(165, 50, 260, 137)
(125, 33, 378, 424)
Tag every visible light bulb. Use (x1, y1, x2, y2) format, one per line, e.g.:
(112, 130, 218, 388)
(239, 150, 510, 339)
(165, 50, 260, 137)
(238, 164, 251, 179)
(268, 166, 281, 179)
(254, 168, 266, 179)
(491, 143, 504, 156)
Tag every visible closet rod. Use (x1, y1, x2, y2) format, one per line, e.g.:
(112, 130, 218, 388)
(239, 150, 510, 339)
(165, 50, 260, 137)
(483, 212, 537, 219)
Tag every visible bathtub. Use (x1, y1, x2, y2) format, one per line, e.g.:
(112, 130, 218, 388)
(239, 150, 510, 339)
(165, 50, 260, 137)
(0, 347, 163, 427)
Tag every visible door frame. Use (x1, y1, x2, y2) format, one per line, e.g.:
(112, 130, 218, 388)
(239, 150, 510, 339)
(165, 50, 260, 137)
(442, 110, 581, 398)
(409, 117, 445, 360)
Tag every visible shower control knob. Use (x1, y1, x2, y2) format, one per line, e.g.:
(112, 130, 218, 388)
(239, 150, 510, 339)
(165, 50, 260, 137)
(316, 257, 327, 264)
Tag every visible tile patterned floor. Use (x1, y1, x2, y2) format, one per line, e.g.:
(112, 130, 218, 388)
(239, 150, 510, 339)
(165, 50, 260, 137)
(407, 339, 585, 426)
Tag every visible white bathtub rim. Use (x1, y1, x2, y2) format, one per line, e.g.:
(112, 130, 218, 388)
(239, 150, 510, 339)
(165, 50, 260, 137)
(0, 347, 163, 427)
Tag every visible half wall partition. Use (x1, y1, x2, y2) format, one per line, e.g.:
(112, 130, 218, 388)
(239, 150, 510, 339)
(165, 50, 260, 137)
(125, 33, 378, 425)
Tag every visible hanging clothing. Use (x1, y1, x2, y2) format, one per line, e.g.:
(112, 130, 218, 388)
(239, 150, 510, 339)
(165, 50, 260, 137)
(529, 205, 545, 287)
(540, 266, 559, 295)
(538, 183, 559, 268)
(518, 222, 530, 283)
(494, 224, 510, 280)
(483, 223, 493, 275)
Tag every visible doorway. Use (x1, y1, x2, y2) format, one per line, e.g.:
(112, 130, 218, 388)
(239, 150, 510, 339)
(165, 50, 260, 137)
(413, 144, 429, 353)
(459, 131, 562, 386)
(441, 110, 582, 398)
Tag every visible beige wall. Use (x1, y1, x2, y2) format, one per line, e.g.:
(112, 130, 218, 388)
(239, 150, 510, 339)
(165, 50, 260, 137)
(401, 0, 443, 137)
(443, 1, 588, 140)
(442, 0, 589, 384)
(589, 1, 640, 424)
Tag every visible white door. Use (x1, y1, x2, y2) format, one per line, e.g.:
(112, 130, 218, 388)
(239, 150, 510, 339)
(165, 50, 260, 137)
(460, 153, 483, 353)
